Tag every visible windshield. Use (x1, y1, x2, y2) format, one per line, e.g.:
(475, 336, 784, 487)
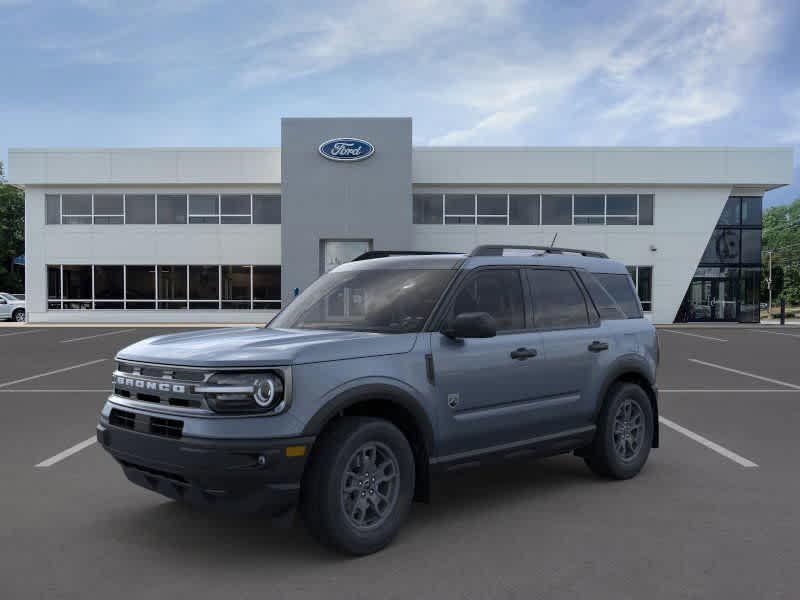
(269, 269, 455, 333)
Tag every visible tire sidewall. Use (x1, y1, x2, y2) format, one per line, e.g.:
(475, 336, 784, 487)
(13, 309, 25, 322)
(318, 420, 415, 555)
(600, 383, 653, 479)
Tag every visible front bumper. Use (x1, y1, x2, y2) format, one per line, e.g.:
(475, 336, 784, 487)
(97, 416, 314, 515)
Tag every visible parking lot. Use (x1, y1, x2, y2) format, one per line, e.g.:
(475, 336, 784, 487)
(2, 324, 799, 599)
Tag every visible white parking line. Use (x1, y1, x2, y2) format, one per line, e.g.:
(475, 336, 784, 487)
(60, 329, 136, 343)
(661, 388, 800, 393)
(35, 436, 96, 468)
(659, 416, 758, 468)
(0, 359, 106, 388)
(0, 329, 44, 338)
(748, 329, 800, 338)
(689, 358, 800, 390)
(660, 329, 728, 342)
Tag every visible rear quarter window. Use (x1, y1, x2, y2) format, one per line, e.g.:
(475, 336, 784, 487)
(578, 272, 626, 320)
(593, 272, 643, 318)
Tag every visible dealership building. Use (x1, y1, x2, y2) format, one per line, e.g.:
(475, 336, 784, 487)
(8, 117, 794, 324)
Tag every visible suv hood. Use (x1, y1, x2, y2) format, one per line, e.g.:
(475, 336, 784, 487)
(115, 327, 418, 368)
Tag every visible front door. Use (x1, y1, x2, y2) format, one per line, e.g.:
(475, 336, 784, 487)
(430, 268, 550, 458)
(686, 278, 738, 321)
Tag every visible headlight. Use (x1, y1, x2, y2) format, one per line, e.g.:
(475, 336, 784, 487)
(196, 371, 287, 414)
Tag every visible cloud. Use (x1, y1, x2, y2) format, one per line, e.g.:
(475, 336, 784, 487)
(429, 107, 536, 145)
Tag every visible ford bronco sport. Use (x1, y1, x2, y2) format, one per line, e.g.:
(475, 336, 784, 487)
(98, 245, 659, 555)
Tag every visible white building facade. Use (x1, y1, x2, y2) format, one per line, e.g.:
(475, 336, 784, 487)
(9, 118, 794, 325)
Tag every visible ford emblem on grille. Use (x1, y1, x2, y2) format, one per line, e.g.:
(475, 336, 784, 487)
(114, 375, 186, 394)
(318, 138, 375, 162)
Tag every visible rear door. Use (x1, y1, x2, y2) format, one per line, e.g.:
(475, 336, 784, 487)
(430, 267, 549, 457)
(524, 268, 610, 430)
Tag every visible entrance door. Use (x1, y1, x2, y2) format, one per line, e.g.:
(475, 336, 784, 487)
(685, 278, 738, 321)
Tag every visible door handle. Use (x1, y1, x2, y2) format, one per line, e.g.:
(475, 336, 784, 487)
(588, 340, 609, 352)
(510, 347, 537, 360)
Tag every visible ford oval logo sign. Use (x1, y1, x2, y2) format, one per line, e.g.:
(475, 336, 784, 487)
(318, 138, 375, 162)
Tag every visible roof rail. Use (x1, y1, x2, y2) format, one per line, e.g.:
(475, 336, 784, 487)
(351, 250, 455, 262)
(469, 245, 609, 259)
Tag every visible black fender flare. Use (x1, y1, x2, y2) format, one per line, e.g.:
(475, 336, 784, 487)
(302, 382, 436, 457)
(596, 354, 659, 448)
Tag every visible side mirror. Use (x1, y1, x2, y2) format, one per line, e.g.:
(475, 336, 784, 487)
(442, 312, 497, 339)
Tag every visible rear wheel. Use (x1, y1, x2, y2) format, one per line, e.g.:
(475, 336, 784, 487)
(12, 309, 25, 322)
(301, 417, 415, 555)
(584, 382, 653, 479)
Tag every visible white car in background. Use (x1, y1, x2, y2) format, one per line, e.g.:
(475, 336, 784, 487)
(0, 293, 26, 322)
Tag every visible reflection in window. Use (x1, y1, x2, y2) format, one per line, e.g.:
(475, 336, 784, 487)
(413, 194, 443, 224)
(573, 195, 604, 224)
(222, 265, 251, 309)
(717, 197, 741, 226)
(125, 194, 156, 224)
(62, 265, 92, 309)
(452, 269, 525, 331)
(62, 194, 92, 224)
(189, 265, 219, 309)
(221, 194, 251, 224)
(541, 195, 572, 225)
(702, 229, 741, 263)
(509, 194, 540, 225)
(444, 194, 475, 224)
(189, 194, 219, 224)
(93, 266, 123, 310)
(528, 269, 590, 328)
(253, 266, 281, 309)
(158, 266, 187, 309)
(47, 265, 61, 309)
(476, 194, 507, 224)
(253, 194, 281, 224)
(741, 197, 762, 226)
(46, 194, 61, 225)
(157, 194, 187, 224)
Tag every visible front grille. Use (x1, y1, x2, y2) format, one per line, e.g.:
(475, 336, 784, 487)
(113, 361, 211, 412)
(109, 408, 136, 430)
(150, 416, 183, 439)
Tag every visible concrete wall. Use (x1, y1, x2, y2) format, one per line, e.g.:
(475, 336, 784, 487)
(280, 118, 412, 305)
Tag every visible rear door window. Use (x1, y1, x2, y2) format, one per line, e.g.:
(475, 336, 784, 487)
(526, 269, 589, 330)
(577, 272, 626, 320)
(593, 273, 643, 318)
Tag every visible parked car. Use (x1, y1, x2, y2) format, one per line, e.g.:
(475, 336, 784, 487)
(0, 293, 26, 322)
(97, 245, 659, 555)
(760, 302, 769, 310)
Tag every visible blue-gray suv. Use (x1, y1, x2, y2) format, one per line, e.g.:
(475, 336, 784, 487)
(97, 245, 659, 555)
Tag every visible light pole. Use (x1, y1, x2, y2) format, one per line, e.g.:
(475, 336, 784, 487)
(767, 250, 773, 320)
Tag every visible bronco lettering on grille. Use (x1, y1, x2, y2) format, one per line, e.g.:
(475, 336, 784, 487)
(114, 375, 186, 394)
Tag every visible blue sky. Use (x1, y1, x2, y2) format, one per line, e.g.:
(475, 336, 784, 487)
(1, 0, 798, 206)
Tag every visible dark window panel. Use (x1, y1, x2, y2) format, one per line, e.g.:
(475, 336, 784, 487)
(126, 301, 156, 310)
(477, 216, 507, 225)
(62, 265, 92, 299)
(126, 266, 156, 299)
(158, 301, 188, 310)
(221, 215, 251, 224)
(93, 265, 123, 299)
(527, 269, 589, 328)
(717, 197, 741, 226)
(253, 301, 281, 310)
(94, 194, 123, 215)
(741, 196, 762, 226)
(62, 194, 92, 215)
(62, 216, 92, 224)
(47, 265, 61, 299)
(541, 195, 571, 225)
(476, 194, 507, 216)
(222, 302, 252, 310)
(46, 195, 61, 224)
(701, 229, 741, 263)
(189, 265, 219, 301)
(740, 229, 761, 263)
(606, 216, 637, 225)
(637, 266, 653, 310)
(574, 216, 605, 225)
(125, 194, 155, 224)
(444, 216, 475, 224)
(739, 267, 760, 322)
(93, 216, 124, 224)
(189, 194, 219, 216)
(221, 194, 250, 215)
(444, 194, 474, 216)
(253, 195, 281, 224)
(253, 266, 281, 300)
(606, 194, 637, 215)
(64, 301, 92, 310)
(594, 273, 642, 318)
(48, 301, 62, 310)
(638, 194, 654, 225)
(509, 194, 540, 225)
(158, 266, 187, 300)
(450, 269, 525, 331)
(222, 266, 251, 301)
(189, 216, 220, 224)
(189, 301, 219, 310)
(574, 194, 604, 215)
(413, 194, 443, 224)
(95, 302, 124, 310)
(578, 271, 626, 320)
(157, 194, 187, 224)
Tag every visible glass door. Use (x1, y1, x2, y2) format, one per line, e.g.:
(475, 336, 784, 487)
(683, 277, 738, 322)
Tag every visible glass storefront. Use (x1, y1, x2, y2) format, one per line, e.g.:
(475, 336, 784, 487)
(675, 197, 762, 323)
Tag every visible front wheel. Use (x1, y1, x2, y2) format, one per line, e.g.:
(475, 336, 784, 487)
(301, 417, 415, 555)
(12, 309, 25, 322)
(584, 382, 653, 479)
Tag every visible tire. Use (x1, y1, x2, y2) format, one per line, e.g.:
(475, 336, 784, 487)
(12, 309, 25, 322)
(301, 417, 415, 555)
(584, 382, 653, 480)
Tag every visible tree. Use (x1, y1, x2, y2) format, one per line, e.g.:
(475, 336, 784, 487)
(0, 162, 25, 293)
(762, 197, 800, 306)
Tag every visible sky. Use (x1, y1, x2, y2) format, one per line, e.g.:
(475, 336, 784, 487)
(1, 0, 798, 207)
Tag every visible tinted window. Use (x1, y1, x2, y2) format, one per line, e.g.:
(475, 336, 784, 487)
(444, 194, 475, 224)
(413, 194, 443, 224)
(46, 194, 60, 224)
(638, 194, 654, 225)
(253, 266, 281, 308)
(702, 229, 740, 263)
(158, 266, 187, 301)
(47, 265, 61, 299)
(125, 194, 155, 224)
(189, 265, 219, 308)
(93, 266, 123, 299)
(541, 195, 571, 224)
(594, 273, 642, 318)
(578, 271, 626, 320)
(477, 195, 507, 224)
(221, 194, 251, 224)
(93, 194, 124, 224)
(62, 194, 92, 224)
(573, 194, 604, 224)
(450, 269, 525, 331)
(189, 194, 219, 223)
(527, 269, 589, 329)
(740, 229, 761, 263)
(253, 194, 281, 224)
(637, 266, 652, 311)
(222, 265, 251, 309)
(717, 197, 740, 226)
(157, 194, 187, 224)
(741, 196, 762, 226)
(62, 265, 91, 299)
(126, 266, 155, 299)
(509, 194, 539, 225)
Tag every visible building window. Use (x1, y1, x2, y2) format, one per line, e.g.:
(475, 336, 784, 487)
(46, 194, 61, 225)
(47, 264, 281, 310)
(444, 194, 475, 224)
(189, 194, 219, 224)
(413, 194, 443, 224)
(509, 194, 540, 225)
(125, 194, 156, 224)
(606, 194, 638, 225)
(541, 195, 572, 225)
(93, 195, 124, 224)
(638, 194, 654, 225)
(626, 266, 653, 312)
(573, 195, 605, 224)
(221, 194, 251, 224)
(157, 194, 187, 224)
(62, 194, 92, 224)
(253, 194, 281, 224)
(476, 194, 507, 225)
